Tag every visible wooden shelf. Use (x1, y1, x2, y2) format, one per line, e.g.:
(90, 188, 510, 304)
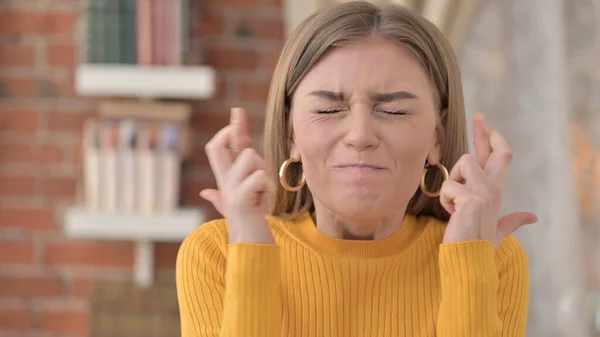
(64, 207, 204, 242)
(75, 64, 216, 99)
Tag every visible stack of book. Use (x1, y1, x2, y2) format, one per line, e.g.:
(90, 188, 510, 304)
(82, 0, 189, 66)
(82, 117, 187, 214)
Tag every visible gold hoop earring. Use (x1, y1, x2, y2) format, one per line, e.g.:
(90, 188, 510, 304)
(419, 163, 449, 197)
(279, 158, 306, 192)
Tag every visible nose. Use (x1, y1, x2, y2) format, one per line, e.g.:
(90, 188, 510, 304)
(343, 106, 379, 151)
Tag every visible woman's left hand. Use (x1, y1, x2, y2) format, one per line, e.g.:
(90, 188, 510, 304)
(440, 112, 538, 247)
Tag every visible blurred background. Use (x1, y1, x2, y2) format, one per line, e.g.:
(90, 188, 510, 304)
(0, 0, 598, 336)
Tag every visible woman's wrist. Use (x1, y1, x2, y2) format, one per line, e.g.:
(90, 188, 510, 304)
(227, 217, 276, 244)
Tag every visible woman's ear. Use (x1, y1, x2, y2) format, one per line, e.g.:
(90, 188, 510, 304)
(440, 108, 448, 125)
(426, 149, 441, 166)
(287, 106, 302, 161)
(427, 108, 447, 165)
(289, 143, 301, 161)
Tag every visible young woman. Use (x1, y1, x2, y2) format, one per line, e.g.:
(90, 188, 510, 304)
(176, 1, 536, 336)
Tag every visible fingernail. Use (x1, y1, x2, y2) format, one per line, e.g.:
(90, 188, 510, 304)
(524, 214, 538, 224)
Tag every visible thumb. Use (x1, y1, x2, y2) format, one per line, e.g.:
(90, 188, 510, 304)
(497, 211, 538, 239)
(199, 189, 225, 216)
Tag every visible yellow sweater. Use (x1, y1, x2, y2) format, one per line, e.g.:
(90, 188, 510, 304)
(176, 212, 529, 337)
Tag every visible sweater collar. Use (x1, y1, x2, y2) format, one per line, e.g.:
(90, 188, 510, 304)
(283, 211, 425, 259)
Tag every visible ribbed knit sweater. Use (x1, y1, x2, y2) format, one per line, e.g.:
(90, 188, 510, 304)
(176, 212, 529, 337)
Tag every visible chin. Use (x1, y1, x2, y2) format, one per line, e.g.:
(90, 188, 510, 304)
(330, 192, 389, 221)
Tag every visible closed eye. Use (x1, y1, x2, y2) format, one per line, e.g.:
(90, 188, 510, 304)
(374, 108, 411, 115)
(314, 108, 346, 114)
(314, 108, 413, 115)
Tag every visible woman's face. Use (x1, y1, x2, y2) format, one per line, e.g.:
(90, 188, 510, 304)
(290, 36, 441, 221)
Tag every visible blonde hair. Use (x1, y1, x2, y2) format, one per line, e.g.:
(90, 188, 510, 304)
(263, 1, 468, 221)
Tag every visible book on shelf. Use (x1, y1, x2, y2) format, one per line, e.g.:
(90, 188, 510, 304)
(121, 0, 138, 64)
(153, 0, 165, 65)
(82, 0, 187, 66)
(105, 0, 119, 64)
(81, 96, 196, 214)
(137, 0, 154, 65)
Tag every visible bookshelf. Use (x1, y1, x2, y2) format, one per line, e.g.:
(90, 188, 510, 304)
(76, 0, 216, 99)
(67, 0, 214, 287)
(64, 99, 205, 287)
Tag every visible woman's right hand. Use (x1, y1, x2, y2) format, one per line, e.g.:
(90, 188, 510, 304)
(199, 107, 276, 244)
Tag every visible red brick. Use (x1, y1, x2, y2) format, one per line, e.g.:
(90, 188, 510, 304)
(0, 42, 36, 67)
(67, 71, 77, 95)
(39, 144, 65, 164)
(238, 18, 284, 39)
(263, 0, 283, 7)
(47, 110, 95, 131)
(41, 75, 75, 97)
(0, 143, 64, 165)
(196, 16, 225, 37)
(42, 176, 77, 198)
(73, 138, 83, 165)
(205, 46, 259, 69)
(70, 278, 92, 298)
(0, 77, 37, 97)
(2, 75, 74, 98)
(190, 113, 230, 133)
(44, 240, 134, 268)
(264, 47, 281, 70)
(0, 308, 32, 331)
(46, 42, 77, 67)
(0, 207, 56, 231)
(0, 175, 37, 196)
(189, 106, 260, 133)
(155, 242, 180, 270)
(187, 146, 210, 167)
(0, 275, 63, 298)
(0, 109, 39, 134)
(181, 180, 216, 206)
(0, 11, 77, 35)
(211, 77, 228, 101)
(239, 80, 271, 103)
(0, 241, 35, 265)
(40, 308, 89, 335)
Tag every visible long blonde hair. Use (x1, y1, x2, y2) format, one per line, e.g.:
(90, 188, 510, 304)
(263, 1, 468, 221)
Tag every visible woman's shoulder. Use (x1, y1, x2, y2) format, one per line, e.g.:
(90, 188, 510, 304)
(179, 216, 284, 254)
(177, 218, 229, 263)
(187, 217, 228, 241)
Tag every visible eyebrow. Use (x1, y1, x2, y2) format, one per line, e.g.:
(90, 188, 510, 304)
(307, 90, 418, 102)
(308, 90, 345, 101)
(371, 91, 418, 102)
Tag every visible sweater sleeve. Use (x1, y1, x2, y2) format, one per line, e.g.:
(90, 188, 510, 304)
(176, 222, 282, 337)
(436, 237, 530, 336)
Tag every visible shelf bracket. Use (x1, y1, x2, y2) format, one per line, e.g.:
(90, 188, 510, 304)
(135, 240, 155, 288)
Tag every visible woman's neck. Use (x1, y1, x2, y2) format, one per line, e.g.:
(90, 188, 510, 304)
(311, 204, 407, 241)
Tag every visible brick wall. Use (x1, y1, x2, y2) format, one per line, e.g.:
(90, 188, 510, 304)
(0, 0, 284, 336)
